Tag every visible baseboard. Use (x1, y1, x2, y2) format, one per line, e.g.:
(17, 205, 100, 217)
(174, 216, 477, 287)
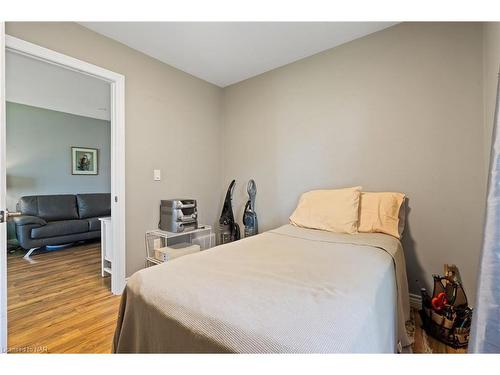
(409, 293, 422, 310)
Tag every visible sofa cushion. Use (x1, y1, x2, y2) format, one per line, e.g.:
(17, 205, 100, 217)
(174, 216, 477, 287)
(17, 196, 39, 217)
(13, 215, 47, 226)
(77, 193, 111, 219)
(88, 217, 101, 232)
(38, 195, 79, 221)
(31, 219, 88, 239)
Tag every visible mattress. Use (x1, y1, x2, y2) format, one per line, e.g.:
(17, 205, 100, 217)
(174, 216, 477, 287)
(113, 224, 410, 353)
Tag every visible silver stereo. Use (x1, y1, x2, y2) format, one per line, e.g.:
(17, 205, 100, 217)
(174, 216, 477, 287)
(159, 199, 198, 233)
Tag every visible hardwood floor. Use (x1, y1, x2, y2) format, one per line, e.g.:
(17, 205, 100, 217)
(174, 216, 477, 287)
(7, 241, 121, 353)
(6, 241, 466, 354)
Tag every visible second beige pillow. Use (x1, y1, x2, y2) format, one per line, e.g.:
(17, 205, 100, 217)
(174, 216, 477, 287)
(289, 186, 362, 234)
(358, 191, 406, 238)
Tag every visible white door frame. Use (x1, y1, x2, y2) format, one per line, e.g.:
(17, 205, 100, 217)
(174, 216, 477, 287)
(0, 34, 126, 351)
(1, 22, 7, 353)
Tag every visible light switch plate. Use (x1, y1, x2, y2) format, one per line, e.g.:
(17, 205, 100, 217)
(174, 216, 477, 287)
(154, 169, 161, 181)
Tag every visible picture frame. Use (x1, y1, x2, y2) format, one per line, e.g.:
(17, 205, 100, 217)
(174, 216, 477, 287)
(71, 147, 98, 175)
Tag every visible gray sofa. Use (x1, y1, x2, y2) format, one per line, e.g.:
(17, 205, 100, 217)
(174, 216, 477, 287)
(13, 193, 111, 257)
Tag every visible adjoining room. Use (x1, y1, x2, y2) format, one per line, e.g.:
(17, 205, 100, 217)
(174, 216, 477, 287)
(5, 49, 119, 352)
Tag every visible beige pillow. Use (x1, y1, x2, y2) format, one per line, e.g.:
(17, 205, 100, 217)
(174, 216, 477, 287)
(358, 192, 406, 239)
(289, 186, 362, 234)
(398, 198, 407, 238)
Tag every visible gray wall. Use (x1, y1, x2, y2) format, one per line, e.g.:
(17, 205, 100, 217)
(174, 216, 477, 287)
(222, 22, 486, 304)
(6, 102, 111, 211)
(6, 22, 224, 277)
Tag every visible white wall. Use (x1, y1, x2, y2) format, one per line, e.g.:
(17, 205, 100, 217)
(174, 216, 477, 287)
(222, 22, 486, 304)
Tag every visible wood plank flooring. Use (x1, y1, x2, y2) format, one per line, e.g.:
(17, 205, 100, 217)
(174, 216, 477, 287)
(6, 240, 466, 354)
(411, 308, 467, 354)
(7, 241, 121, 353)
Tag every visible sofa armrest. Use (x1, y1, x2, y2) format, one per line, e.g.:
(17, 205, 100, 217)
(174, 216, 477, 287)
(13, 215, 47, 226)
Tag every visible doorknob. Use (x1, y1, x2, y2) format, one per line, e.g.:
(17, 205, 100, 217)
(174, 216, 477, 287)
(0, 209, 21, 223)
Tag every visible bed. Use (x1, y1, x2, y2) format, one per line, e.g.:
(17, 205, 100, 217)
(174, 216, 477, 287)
(113, 224, 411, 353)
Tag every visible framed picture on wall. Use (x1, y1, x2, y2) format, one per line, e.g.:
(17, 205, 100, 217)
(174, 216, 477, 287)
(72, 147, 98, 175)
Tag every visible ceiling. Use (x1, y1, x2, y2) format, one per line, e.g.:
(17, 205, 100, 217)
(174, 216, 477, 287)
(6, 51, 110, 121)
(80, 22, 396, 87)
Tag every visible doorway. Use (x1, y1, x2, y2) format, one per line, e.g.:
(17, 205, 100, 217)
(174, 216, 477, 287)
(0, 32, 126, 352)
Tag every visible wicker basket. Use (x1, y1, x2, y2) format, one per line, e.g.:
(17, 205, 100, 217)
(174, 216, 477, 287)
(419, 265, 472, 348)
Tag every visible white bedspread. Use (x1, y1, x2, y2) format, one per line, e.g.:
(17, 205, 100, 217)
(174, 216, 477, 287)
(113, 225, 410, 353)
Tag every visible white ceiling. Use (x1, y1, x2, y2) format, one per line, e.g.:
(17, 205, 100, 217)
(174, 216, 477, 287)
(6, 51, 110, 121)
(80, 22, 396, 87)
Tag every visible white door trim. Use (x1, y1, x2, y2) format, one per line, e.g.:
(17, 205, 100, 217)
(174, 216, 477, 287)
(0, 22, 8, 353)
(3, 36, 126, 299)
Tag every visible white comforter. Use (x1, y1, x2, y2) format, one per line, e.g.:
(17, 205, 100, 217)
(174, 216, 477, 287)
(113, 225, 410, 353)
